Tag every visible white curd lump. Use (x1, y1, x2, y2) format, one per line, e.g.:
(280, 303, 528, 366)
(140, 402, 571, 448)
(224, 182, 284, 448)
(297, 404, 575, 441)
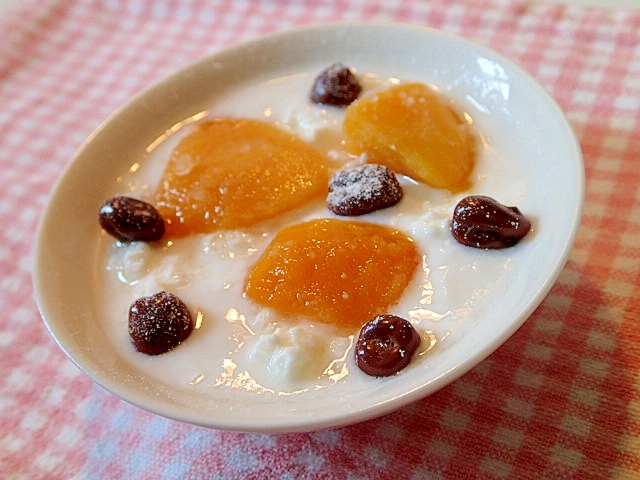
(96, 68, 529, 397)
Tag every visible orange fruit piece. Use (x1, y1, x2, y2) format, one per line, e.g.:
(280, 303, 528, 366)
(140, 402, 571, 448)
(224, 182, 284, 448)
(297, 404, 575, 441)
(155, 118, 328, 237)
(343, 82, 476, 192)
(244, 219, 420, 330)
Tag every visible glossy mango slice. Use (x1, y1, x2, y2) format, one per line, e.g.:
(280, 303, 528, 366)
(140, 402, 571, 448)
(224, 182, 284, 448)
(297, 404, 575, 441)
(155, 118, 328, 237)
(244, 219, 420, 330)
(343, 82, 476, 192)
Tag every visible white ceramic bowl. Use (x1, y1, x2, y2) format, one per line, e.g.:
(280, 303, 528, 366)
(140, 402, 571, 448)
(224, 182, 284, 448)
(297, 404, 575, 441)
(34, 22, 584, 433)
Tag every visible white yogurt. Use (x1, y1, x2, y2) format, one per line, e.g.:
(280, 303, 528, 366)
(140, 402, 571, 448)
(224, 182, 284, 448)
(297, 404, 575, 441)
(96, 70, 526, 397)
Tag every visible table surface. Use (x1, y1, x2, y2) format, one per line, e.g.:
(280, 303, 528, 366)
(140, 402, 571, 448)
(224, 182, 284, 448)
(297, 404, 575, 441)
(2, 1, 640, 479)
(1, 0, 638, 12)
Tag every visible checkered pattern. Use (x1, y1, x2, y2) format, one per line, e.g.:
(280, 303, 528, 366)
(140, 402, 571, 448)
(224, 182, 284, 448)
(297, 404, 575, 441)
(1, 0, 639, 478)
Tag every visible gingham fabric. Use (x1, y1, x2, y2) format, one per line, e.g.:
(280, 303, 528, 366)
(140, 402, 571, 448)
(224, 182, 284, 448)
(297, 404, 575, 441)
(2, 1, 640, 479)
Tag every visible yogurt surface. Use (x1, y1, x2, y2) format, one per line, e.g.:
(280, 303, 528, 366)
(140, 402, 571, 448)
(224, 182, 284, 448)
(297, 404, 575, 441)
(96, 68, 530, 398)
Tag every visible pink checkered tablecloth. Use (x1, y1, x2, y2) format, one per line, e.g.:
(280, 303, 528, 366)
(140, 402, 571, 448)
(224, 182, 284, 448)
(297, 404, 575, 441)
(2, 0, 640, 478)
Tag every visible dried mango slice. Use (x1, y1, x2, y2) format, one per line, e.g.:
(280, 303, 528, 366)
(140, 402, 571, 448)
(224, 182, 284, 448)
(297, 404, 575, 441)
(244, 219, 420, 330)
(155, 118, 328, 237)
(343, 82, 476, 192)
